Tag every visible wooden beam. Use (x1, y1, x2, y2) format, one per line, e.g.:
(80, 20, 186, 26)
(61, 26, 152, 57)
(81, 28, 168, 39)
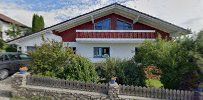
(133, 15, 140, 24)
(52, 30, 60, 36)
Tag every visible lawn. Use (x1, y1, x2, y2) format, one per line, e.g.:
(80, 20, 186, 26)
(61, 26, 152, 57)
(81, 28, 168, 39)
(145, 79, 163, 88)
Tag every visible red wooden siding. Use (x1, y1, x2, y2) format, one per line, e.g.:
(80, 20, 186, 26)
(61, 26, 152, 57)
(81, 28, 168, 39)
(58, 13, 170, 42)
(134, 23, 170, 39)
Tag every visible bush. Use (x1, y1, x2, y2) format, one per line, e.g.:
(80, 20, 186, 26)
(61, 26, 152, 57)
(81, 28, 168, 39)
(100, 58, 146, 86)
(5, 44, 17, 52)
(135, 39, 200, 90)
(30, 41, 98, 82)
(196, 31, 203, 55)
(0, 39, 5, 49)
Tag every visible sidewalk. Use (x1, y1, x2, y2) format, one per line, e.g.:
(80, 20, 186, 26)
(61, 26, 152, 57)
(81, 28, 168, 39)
(0, 76, 13, 100)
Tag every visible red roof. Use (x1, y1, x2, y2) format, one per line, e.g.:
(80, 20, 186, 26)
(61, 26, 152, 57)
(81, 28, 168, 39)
(0, 13, 28, 27)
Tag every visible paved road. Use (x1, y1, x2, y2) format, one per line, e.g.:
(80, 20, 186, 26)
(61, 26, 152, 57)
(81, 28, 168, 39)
(0, 75, 13, 100)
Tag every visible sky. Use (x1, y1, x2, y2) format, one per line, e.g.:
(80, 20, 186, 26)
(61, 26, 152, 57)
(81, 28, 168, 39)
(0, 0, 203, 33)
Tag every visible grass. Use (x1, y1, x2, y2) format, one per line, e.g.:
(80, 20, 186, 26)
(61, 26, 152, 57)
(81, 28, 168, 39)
(145, 79, 163, 88)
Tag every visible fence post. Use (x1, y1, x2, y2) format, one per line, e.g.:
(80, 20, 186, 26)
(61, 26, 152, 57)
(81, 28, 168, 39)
(108, 78, 119, 99)
(11, 72, 30, 97)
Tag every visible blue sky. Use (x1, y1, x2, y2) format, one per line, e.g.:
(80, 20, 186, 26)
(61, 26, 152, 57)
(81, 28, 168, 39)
(0, 0, 131, 11)
(0, 0, 203, 33)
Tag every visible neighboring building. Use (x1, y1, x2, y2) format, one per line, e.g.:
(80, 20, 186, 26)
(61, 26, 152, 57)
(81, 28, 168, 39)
(0, 13, 29, 41)
(7, 30, 62, 53)
(8, 3, 190, 62)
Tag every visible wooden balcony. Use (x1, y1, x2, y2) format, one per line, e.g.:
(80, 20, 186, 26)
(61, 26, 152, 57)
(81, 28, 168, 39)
(76, 30, 157, 39)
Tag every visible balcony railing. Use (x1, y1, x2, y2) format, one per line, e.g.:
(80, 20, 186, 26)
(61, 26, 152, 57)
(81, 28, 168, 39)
(76, 30, 157, 39)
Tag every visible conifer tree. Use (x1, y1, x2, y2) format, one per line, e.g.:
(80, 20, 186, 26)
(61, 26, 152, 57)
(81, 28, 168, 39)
(32, 14, 45, 33)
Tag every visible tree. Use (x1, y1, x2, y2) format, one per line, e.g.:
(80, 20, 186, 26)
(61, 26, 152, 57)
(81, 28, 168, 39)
(0, 25, 4, 49)
(5, 44, 17, 52)
(39, 16, 45, 30)
(30, 40, 98, 82)
(135, 39, 200, 90)
(0, 24, 2, 38)
(6, 24, 22, 39)
(32, 14, 45, 33)
(196, 31, 203, 55)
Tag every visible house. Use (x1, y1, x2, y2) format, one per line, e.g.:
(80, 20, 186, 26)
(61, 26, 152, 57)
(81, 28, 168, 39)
(7, 28, 62, 53)
(0, 13, 29, 41)
(8, 3, 190, 63)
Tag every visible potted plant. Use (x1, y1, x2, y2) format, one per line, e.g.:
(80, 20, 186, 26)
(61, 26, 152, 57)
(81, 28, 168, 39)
(19, 66, 28, 74)
(110, 77, 117, 84)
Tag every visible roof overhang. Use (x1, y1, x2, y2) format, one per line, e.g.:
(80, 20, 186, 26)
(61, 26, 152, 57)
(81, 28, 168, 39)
(51, 3, 190, 35)
(7, 3, 190, 44)
(7, 30, 50, 44)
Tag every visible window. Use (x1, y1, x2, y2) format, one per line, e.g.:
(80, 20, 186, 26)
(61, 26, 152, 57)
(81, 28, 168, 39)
(19, 54, 31, 60)
(116, 20, 132, 30)
(4, 55, 9, 61)
(135, 47, 139, 54)
(94, 47, 110, 58)
(18, 47, 22, 52)
(7, 54, 19, 60)
(0, 55, 3, 61)
(69, 47, 76, 54)
(95, 19, 111, 30)
(27, 46, 36, 52)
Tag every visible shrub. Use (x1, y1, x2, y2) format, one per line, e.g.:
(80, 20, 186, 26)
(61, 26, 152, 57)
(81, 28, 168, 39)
(196, 31, 203, 55)
(30, 41, 98, 82)
(100, 58, 146, 86)
(135, 39, 200, 90)
(5, 44, 17, 52)
(0, 39, 4, 49)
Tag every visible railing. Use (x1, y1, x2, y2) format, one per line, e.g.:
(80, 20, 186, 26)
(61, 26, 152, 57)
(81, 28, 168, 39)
(76, 30, 157, 39)
(26, 76, 108, 94)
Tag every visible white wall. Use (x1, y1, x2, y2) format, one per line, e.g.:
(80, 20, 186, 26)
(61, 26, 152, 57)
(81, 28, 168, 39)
(0, 20, 11, 41)
(10, 31, 62, 53)
(67, 42, 140, 63)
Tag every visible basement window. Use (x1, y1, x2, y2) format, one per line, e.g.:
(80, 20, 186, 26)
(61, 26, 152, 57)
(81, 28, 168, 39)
(94, 47, 110, 58)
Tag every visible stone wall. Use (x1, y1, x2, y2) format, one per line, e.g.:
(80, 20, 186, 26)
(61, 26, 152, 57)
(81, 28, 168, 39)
(11, 73, 120, 100)
(11, 73, 203, 100)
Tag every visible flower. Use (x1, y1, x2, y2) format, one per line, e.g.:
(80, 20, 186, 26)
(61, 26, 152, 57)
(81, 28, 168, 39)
(19, 66, 28, 71)
(144, 66, 162, 80)
(111, 77, 117, 80)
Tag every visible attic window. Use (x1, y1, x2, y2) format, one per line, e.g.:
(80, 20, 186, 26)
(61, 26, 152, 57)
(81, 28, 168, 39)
(116, 20, 132, 30)
(95, 19, 111, 30)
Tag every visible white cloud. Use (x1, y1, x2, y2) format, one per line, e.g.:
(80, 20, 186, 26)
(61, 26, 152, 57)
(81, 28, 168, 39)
(124, 0, 203, 32)
(0, 0, 203, 32)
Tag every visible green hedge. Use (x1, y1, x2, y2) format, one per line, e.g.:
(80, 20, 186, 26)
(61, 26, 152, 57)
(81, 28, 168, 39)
(30, 41, 98, 83)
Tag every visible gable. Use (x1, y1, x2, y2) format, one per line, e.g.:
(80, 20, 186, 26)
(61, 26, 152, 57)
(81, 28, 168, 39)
(7, 3, 189, 44)
(59, 13, 170, 42)
(52, 3, 189, 35)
